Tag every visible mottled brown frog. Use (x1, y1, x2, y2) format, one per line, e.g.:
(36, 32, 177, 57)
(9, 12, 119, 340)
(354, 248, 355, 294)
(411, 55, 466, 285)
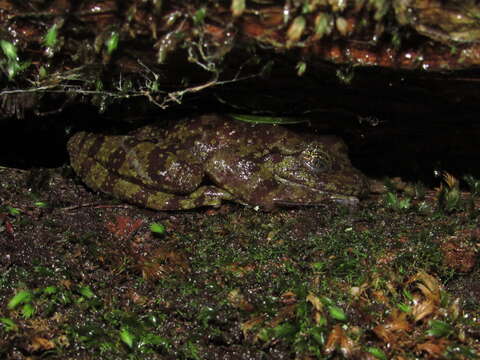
(67, 114, 368, 210)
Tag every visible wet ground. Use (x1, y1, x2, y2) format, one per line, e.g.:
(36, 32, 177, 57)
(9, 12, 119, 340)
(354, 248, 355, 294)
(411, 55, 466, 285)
(0, 165, 479, 359)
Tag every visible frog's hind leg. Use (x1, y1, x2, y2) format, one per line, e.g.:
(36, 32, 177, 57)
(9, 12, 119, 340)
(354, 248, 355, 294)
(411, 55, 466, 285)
(73, 154, 234, 210)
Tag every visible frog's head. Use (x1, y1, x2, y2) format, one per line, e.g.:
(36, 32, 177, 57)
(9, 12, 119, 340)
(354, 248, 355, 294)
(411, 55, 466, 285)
(272, 136, 368, 206)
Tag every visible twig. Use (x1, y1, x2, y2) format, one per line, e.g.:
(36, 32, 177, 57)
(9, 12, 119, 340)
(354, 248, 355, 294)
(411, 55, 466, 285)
(61, 203, 133, 212)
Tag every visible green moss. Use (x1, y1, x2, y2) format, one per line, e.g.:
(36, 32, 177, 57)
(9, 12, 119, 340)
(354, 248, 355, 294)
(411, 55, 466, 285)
(2, 166, 480, 358)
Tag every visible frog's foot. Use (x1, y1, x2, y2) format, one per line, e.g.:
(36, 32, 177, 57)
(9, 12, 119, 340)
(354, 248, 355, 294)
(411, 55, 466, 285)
(272, 193, 360, 209)
(101, 174, 235, 210)
(274, 195, 359, 207)
(328, 194, 360, 207)
(144, 185, 235, 210)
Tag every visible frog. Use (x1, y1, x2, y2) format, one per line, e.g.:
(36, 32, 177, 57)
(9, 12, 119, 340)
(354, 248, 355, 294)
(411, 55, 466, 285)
(67, 114, 368, 211)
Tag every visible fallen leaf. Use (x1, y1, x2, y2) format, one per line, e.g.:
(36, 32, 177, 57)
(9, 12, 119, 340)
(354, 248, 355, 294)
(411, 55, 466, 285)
(223, 263, 255, 277)
(339, 330, 356, 358)
(5, 220, 15, 239)
(306, 293, 323, 311)
(443, 172, 458, 190)
(373, 324, 394, 343)
(227, 288, 254, 312)
(286, 16, 306, 46)
(412, 299, 436, 322)
(416, 338, 449, 357)
(105, 216, 144, 239)
(59, 279, 72, 289)
(449, 297, 461, 321)
(374, 309, 412, 343)
(241, 315, 264, 339)
(410, 272, 441, 304)
(389, 310, 412, 332)
(269, 304, 297, 327)
(29, 336, 55, 352)
(372, 290, 389, 304)
(135, 244, 189, 281)
(324, 325, 342, 355)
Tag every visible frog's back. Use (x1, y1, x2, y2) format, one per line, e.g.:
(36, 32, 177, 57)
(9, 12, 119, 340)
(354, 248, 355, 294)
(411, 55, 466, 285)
(172, 114, 305, 157)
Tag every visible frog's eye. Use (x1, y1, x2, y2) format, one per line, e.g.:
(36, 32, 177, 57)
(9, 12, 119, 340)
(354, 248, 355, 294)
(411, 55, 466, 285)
(313, 158, 329, 171)
(302, 154, 331, 173)
(301, 145, 333, 173)
(308, 157, 330, 172)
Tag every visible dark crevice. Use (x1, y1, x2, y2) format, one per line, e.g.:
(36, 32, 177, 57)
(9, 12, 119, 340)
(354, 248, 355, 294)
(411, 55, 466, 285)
(0, 101, 479, 189)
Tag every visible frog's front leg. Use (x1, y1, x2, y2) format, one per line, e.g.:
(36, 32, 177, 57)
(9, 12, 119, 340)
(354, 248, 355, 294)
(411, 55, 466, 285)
(205, 151, 280, 210)
(72, 154, 235, 210)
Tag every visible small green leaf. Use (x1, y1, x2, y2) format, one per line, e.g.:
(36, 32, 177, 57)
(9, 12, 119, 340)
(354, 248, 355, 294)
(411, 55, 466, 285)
(367, 347, 387, 360)
(184, 341, 201, 360)
(8, 290, 32, 309)
(315, 13, 333, 39)
(296, 61, 307, 76)
(145, 314, 159, 327)
(273, 322, 297, 338)
(149, 80, 160, 92)
(95, 79, 104, 91)
(464, 175, 480, 196)
(397, 303, 411, 313)
(7, 206, 21, 215)
(39, 66, 47, 79)
(311, 262, 325, 272)
(385, 192, 397, 207)
(402, 288, 413, 301)
(193, 7, 206, 25)
(398, 198, 411, 210)
(43, 286, 58, 295)
(22, 303, 35, 319)
(0, 40, 18, 61)
(231, 0, 246, 17)
(120, 327, 134, 348)
(256, 328, 273, 342)
(142, 333, 171, 348)
(328, 305, 347, 321)
(230, 113, 307, 124)
(58, 291, 72, 305)
(78, 286, 95, 299)
(34, 201, 48, 208)
(426, 319, 453, 337)
(106, 31, 119, 54)
(320, 297, 334, 306)
(0, 317, 17, 331)
(150, 223, 165, 234)
(44, 24, 58, 48)
(310, 326, 325, 345)
(287, 16, 306, 44)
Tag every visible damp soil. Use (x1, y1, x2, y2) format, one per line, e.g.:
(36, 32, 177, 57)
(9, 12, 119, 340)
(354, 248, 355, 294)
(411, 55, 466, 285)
(0, 164, 479, 359)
